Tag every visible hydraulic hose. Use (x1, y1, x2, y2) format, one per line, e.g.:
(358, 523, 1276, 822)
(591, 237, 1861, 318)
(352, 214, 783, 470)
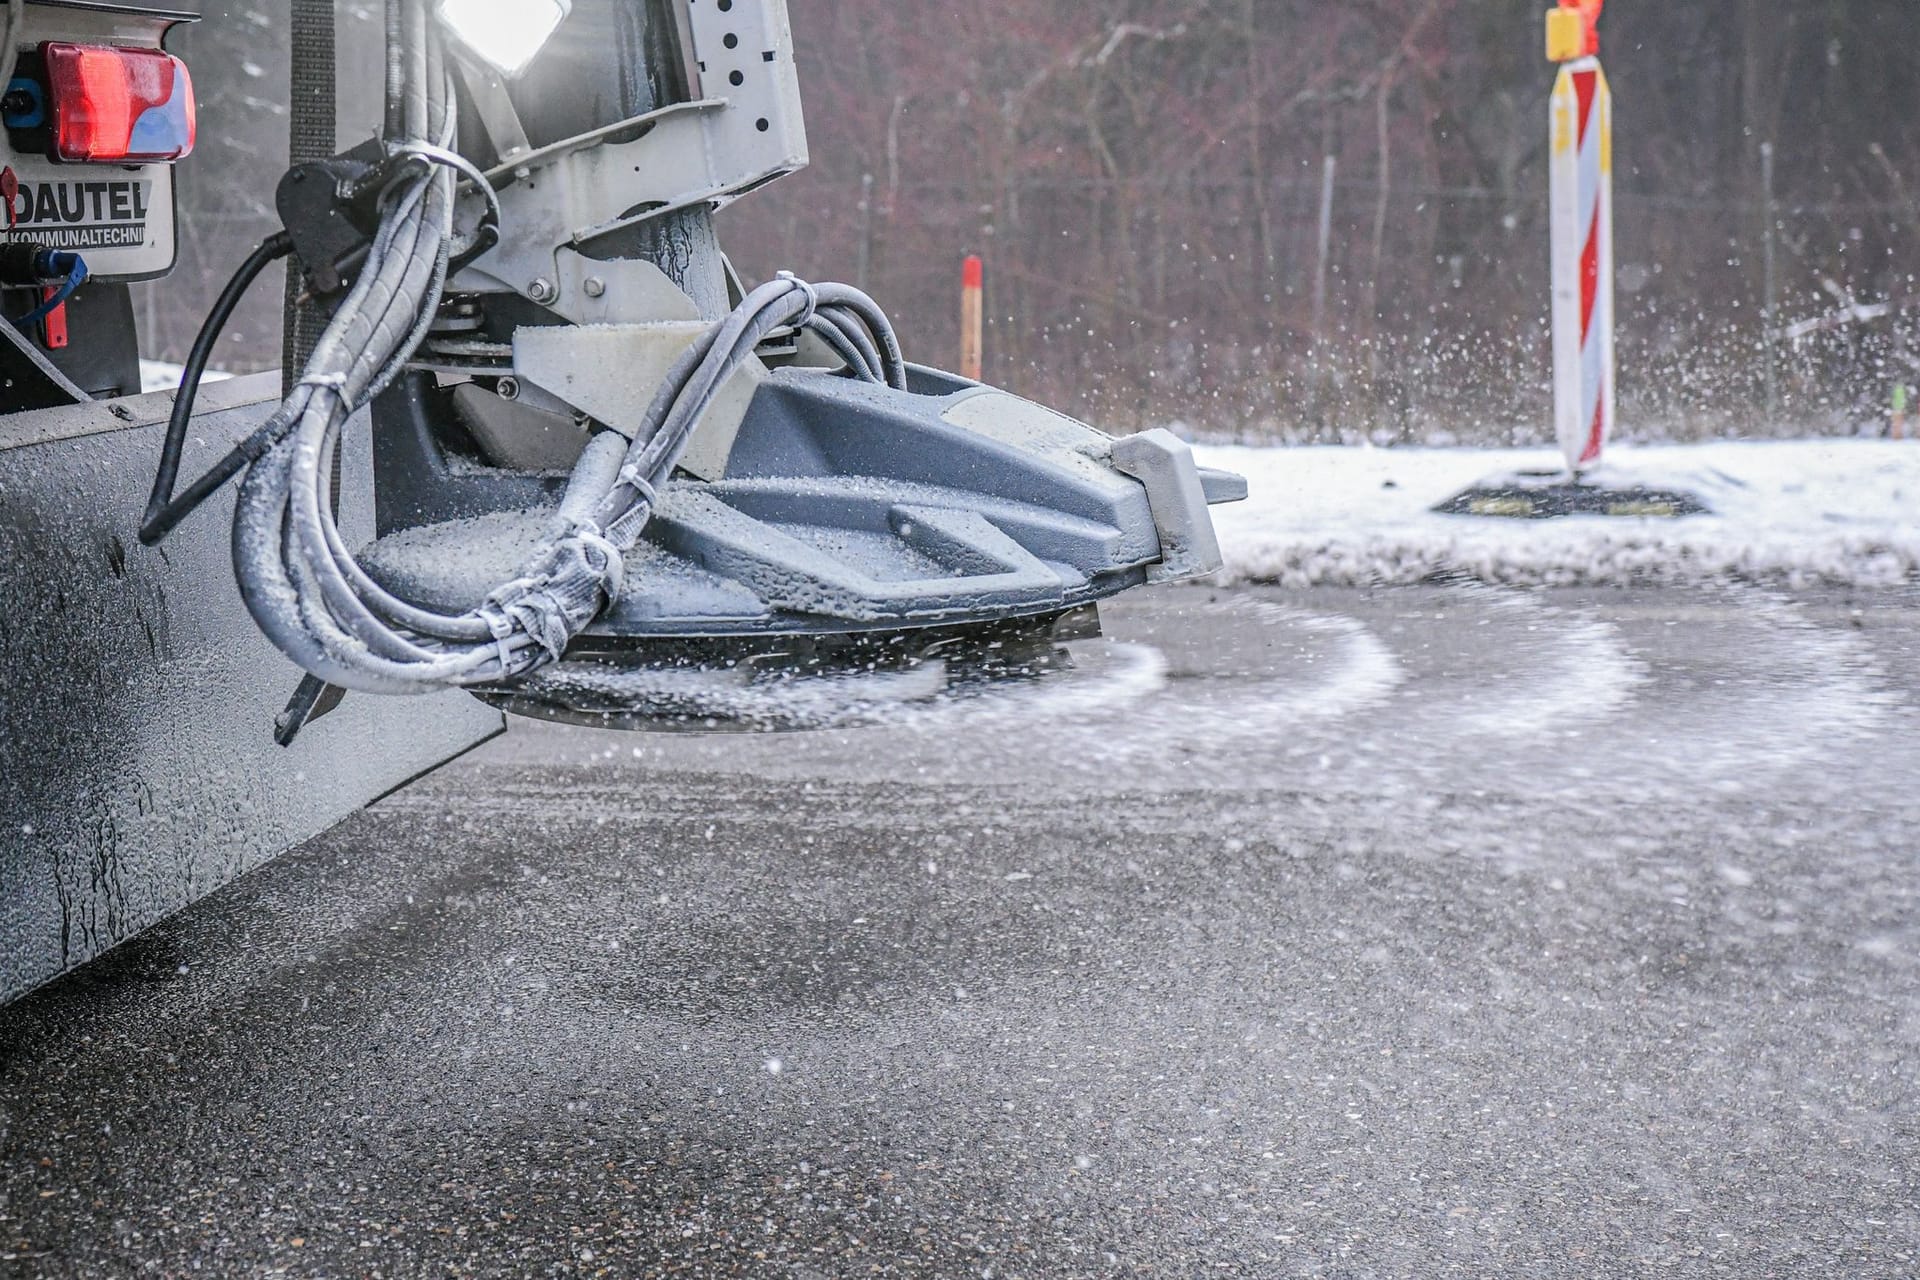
(232, 268, 904, 697)
(151, 0, 909, 699)
(139, 232, 295, 544)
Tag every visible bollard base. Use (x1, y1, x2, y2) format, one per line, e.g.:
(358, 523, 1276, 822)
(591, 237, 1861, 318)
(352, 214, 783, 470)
(1433, 469, 1712, 520)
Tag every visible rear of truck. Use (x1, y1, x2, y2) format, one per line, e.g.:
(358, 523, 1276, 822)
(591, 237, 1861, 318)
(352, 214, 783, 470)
(0, 1, 194, 404)
(0, 1, 503, 1005)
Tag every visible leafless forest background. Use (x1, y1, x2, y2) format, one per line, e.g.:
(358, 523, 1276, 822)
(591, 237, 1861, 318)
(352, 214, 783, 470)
(146, 1, 1920, 443)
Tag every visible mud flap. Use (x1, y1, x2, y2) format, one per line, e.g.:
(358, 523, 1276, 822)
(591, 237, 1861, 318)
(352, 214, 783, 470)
(0, 374, 502, 1004)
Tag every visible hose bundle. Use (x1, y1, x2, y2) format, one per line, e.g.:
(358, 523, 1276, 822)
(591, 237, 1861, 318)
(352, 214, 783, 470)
(144, 0, 907, 697)
(237, 270, 904, 696)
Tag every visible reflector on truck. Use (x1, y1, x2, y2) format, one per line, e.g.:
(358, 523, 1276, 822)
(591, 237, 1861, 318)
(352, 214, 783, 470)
(0, 35, 191, 281)
(42, 43, 196, 163)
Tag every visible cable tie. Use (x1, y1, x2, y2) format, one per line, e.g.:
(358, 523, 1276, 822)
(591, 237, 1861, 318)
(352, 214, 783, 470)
(475, 598, 525, 674)
(775, 270, 820, 327)
(298, 371, 349, 391)
(389, 141, 503, 228)
(615, 467, 660, 510)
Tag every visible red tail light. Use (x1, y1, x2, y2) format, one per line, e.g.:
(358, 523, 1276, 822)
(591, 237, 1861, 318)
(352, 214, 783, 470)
(42, 43, 196, 164)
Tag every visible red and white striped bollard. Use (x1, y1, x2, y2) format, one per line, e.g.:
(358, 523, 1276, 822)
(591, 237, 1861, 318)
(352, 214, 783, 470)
(1548, 0, 1613, 475)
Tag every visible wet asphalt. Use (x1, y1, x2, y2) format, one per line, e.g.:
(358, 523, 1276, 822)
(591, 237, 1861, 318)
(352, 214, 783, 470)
(4, 583, 1920, 1278)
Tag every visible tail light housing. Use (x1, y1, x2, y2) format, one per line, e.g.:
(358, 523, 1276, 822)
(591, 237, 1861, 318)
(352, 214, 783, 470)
(39, 42, 196, 164)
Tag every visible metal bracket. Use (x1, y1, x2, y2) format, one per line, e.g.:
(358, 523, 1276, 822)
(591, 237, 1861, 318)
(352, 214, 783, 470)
(1108, 429, 1225, 583)
(451, 0, 808, 323)
(546, 249, 703, 327)
(452, 57, 534, 167)
(512, 321, 767, 481)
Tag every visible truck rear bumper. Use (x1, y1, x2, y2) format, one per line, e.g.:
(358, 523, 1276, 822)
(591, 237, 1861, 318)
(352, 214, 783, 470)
(0, 374, 501, 1004)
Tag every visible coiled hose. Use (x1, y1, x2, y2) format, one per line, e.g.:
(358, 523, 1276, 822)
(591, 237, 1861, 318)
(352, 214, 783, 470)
(197, 0, 908, 697)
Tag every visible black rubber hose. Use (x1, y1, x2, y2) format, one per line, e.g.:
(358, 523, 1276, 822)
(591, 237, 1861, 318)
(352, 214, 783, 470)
(139, 231, 295, 545)
(385, 0, 406, 142)
(802, 312, 877, 382)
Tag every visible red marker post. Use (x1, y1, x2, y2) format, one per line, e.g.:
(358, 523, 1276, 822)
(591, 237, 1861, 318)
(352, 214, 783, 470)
(1547, 0, 1613, 475)
(960, 254, 984, 383)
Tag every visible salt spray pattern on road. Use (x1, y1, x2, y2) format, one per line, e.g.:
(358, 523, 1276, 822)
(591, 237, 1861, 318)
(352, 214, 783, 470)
(1333, 586, 1906, 800)
(1443, 588, 1646, 741)
(958, 592, 1630, 771)
(1213, 587, 1900, 798)
(906, 641, 1170, 730)
(1237, 603, 1405, 725)
(485, 587, 1906, 805)
(853, 598, 1409, 779)
(1600, 588, 1906, 789)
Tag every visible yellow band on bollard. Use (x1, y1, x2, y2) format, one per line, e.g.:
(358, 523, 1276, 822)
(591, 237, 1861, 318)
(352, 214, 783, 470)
(1546, 8, 1586, 62)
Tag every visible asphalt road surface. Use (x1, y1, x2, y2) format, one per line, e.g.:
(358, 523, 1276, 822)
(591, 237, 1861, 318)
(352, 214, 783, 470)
(6, 583, 1920, 1277)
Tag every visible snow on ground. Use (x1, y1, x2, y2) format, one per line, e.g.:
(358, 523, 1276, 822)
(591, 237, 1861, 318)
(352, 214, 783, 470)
(139, 360, 232, 394)
(1195, 440, 1920, 589)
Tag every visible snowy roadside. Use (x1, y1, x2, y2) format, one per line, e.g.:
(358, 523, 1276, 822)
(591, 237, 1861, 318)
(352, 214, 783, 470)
(1194, 441, 1920, 589)
(139, 360, 232, 394)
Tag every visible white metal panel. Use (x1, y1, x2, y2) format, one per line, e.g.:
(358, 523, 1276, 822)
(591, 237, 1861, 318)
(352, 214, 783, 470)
(1549, 57, 1613, 474)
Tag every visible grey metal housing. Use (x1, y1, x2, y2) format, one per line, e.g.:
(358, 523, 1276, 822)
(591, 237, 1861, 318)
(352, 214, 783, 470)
(361, 365, 1241, 642)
